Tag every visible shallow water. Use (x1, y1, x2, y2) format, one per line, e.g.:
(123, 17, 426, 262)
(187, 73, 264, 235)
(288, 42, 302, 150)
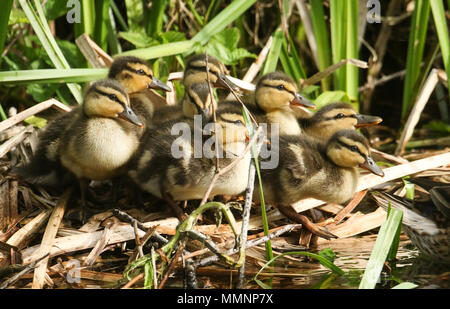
(185, 234, 449, 289)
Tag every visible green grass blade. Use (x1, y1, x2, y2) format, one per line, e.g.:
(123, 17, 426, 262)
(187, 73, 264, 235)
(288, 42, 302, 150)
(107, 7, 122, 55)
(93, 0, 111, 51)
(111, 0, 128, 31)
(261, 29, 284, 75)
(359, 207, 403, 289)
(330, 0, 347, 90)
(0, 0, 14, 67)
(280, 33, 307, 82)
(402, 0, 430, 118)
(346, 0, 359, 103)
(19, 0, 82, 103)
(309, 0, 331, 90)
(241, 107, 273, 263)
(205, 0, 222, 23)
(430, 0, 450, 91)
(74, 0, 95, 39)
(0, 68, 108, 84)
(186, 0, 204, 26)
(192, 0, 257, 45)
(145, 0, 169, 37)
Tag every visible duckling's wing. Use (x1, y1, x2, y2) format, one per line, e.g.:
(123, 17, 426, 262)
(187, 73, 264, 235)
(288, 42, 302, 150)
(12, 151, 75, 188)
(12, 112, 77, 188)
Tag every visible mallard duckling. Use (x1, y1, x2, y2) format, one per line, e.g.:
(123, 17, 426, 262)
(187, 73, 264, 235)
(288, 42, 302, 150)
(183, 53, 235, 90)
(373, 187, 449, 263)
(59, 79, 143, 181)
(128, 103, 251, 218)
(257, 129, 384, 239)
(299, 102, 383, 141)
(231, 72, 315, 136)
(108, 56, 171, 132)
(13, 80, 142, 211)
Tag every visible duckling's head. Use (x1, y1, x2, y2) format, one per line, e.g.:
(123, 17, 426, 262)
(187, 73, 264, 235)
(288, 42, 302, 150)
(108, 56, 171, 93)
(326, 130, 384, 176)
(182, 82, 217, 122)
(184, 54, 236, 90)
(83, 79, 143, 127)
(255, 72, 315, 112)
(216, 111, 249, 145)
(305, 102, 383, 140)
(202, 104, 250, 146)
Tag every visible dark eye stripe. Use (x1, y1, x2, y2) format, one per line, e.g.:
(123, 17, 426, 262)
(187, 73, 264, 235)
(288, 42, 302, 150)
(337, 139, 365, 157)
(124, 65, 152, 78)
(326, 114, 357, 120)
(187, 64, 220, 77)
(94, 88, 126, 106)
(262, 83, 296, 97)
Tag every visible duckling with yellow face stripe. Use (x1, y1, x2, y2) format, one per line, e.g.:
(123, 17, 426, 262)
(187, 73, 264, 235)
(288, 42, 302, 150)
(181, 54, 237, 121)
(257, 129, 384, 239)
(299, 102, 383, 141)
(58, 79, 143, 184)
(108, 56, 171, 132)
(242, 72, 315, 136)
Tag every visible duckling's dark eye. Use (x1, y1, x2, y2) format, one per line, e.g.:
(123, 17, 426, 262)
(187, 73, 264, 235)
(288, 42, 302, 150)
(137, 69, 146, 75)
(277, 85, 285, 90)
(350, 145, 359, 152)
(108, 94, 118, 101)
(335, 113, 345, 119)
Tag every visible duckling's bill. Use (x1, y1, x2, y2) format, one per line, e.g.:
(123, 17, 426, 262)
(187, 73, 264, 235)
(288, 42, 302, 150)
(119, 104, 144, 127)
(360, 156, 384, 177)
(148, 77, 171, 92)
(355, 114, 383, 128)
(289, 93, 315, 109)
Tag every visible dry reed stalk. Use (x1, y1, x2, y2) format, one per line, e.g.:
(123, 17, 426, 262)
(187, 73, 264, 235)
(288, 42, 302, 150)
(0, 98, 71, 133)
(395, 68, 442, 155)
(6, 210, 51, 249)
(32, 188, 72, 289)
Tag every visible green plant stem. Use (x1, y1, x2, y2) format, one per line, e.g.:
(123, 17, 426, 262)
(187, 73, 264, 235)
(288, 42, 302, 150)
(111, 0, 129, 31)
(430, 0, 450, 91)
(0, 0, 14, 67)
(261, 29, 284, 75)
(346, 0, 359, 103)
(330, 0, 347, 90)
(402, 0, 430, 118)
(310, 0, 331, 90)
(93, 0, 111, 51)
(145, 0, 169, 37)
(19, 0, 82, 103)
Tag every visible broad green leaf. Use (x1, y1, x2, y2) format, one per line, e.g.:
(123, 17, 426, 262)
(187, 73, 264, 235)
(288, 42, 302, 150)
(119, 31, 154, 49)
(313, 91, 350, 109)
(8, 9, 29, 25)
(24, 115, 47, 128)
(44, 0, 70, 20)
